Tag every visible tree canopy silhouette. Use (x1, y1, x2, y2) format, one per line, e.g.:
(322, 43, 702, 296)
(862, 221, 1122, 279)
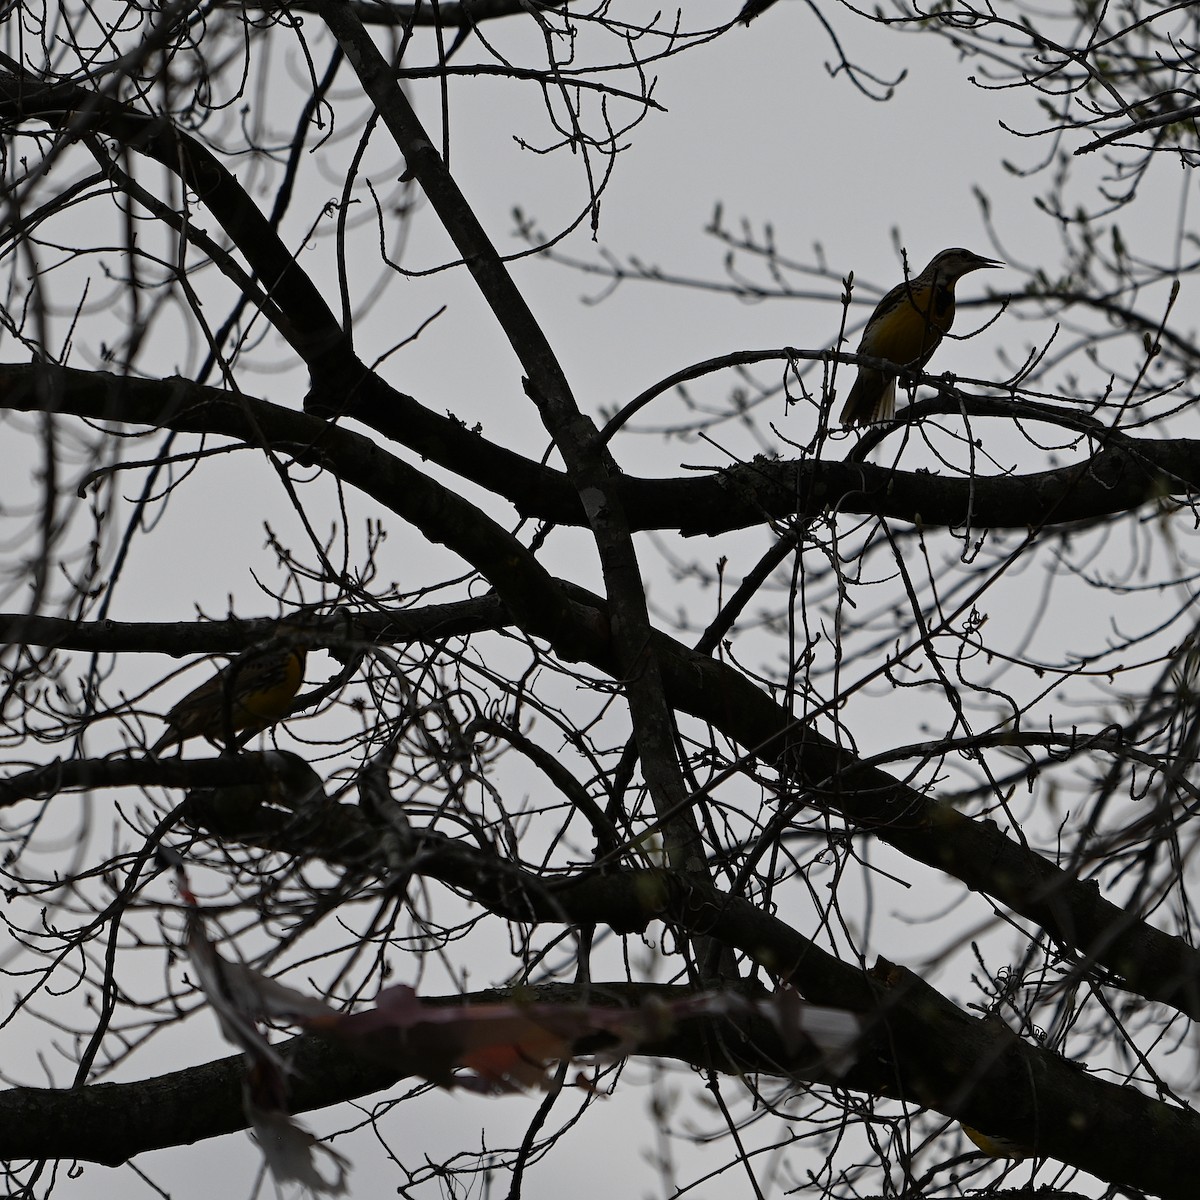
(2, 3, 1200, 1198)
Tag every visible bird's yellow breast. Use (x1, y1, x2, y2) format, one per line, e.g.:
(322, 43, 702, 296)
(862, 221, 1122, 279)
(234, 649, 306, 725)
(961, 1123, 1034, 1160)
(860, 281, 955, 367)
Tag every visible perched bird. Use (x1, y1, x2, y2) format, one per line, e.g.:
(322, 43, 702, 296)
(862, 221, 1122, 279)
(838, 247, 1002, 426)
(961, 1123, 1034, 1160)
(152, 641, 307, 754)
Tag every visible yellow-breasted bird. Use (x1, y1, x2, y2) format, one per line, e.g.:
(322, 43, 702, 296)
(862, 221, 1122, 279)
(960, 1123, 1034, 1160)
(152, 641, 307, 754)
(838, 247, 1002, 427)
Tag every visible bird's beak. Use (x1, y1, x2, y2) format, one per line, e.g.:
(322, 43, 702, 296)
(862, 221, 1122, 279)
(975, 256, 1004, 270)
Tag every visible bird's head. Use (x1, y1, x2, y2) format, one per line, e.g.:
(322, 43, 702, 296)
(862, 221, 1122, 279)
(922, 247, 1003, 281)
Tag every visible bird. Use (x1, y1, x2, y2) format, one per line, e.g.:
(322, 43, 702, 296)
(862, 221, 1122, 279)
(960, 1123, 1034, 1160)
(838, 247, 1002, 426)
(151, 641, 307, 754)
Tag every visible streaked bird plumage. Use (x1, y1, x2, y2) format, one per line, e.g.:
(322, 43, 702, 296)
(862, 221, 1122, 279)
(839, 247, 1001, 426)
(152, 642, 307, 753)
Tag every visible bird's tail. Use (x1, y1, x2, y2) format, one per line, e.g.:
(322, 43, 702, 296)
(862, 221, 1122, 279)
(838, 370, 896, 426)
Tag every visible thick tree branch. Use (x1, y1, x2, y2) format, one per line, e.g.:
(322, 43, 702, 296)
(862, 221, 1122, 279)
(0, 597, 511, 659)
(5, 364, 1197, 543)
(251, 0, 537, 24)
(3, 980, 813, 1165)
(0, 980, 852, 1166)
